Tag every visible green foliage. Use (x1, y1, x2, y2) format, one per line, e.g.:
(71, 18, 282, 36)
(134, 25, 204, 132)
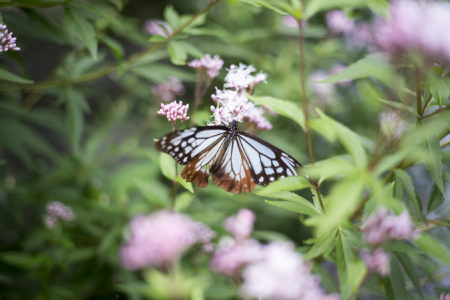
(0, 0, 449, 299)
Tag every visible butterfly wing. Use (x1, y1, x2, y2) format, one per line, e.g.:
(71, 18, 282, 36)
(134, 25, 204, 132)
(155, 126, 229, 187)
(238, 131, 302, 186)
(211, 137, 256, 193)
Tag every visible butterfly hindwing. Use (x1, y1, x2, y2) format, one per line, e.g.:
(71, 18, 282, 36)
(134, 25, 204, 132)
(238, 132, 302, 186)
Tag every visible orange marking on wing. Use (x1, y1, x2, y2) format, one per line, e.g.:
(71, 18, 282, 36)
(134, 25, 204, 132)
(181, 155, 210, 188)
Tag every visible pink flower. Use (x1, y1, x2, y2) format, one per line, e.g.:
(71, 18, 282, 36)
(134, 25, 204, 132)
(282, 16, 298, 28)
(441, 293, 450, 300)
(0, 24, 20, 53)
(45, 201, 75, 228)
(152, 77, 185, 102)
(119, 211, 215, 270)
(361, 248, 390, 276)
(210, 237, 262, 276)
(157, 100, 189, 123)
(144, 20, 173, 38)
(361, 208, 417, 245)
(188, 54, 224, 79)
(224, 208, 256, 241)
(240, 242, 340, 300)
(374, 1, 450, 63)
(326, 10, 355, 34)
(224, 63, 267, 91)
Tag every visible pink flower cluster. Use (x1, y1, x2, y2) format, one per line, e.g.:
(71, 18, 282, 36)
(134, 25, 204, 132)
(210, 64, 272, 130)
(188, 54, 224, 79)
(375, 0, 450, 63)
(45, 201, 75, 228)
(0, 24, 20, 53)
(211, 209, 339, 300)
(152, 77, 185, 102)
(361, 208, 417, 245)
(120, 210, 215, 270)
(144, 20, 173, 38)
(360, 248, 390, 277)
(157, 100, 189, 123)
(326, 10, 355, 34)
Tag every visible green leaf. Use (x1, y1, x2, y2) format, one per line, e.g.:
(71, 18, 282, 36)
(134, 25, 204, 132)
(336, 231, 367, 299)
(415, 234, 450, 265)
(395, 253, 424, 299)
(240, 0, 301, 16)
(394, 169, 422, 217)
(0, 252, 50, 269)
(389, 256, 407, 300)
(98, 34, 124, 62)
(265, 192, 319, 216)
(0, 68, 33, 84)
(306, 174, 365, 236)
(372, 150, 407, 177)
(301, 155, 356, 182)
(424, 133, 445, 196)
(248, 95, 304, 129)
(164, 5, 179, 29)
(175, 176, 194, 194)
(135, 179, 170, 207)
(303, 230, 337, 260)
(167, 41, 187, 65)
(319, 53, 395, 86)
(65, 7, 98, 58)
(305, 0, 388, 19)
(65, 88, 86, 155)
(159, 153, 176, 180)
(426, 184, 444, 213)
(174, 192, 194, 211)
(310, 111, 367, 168)
(255, 176, 311, 195)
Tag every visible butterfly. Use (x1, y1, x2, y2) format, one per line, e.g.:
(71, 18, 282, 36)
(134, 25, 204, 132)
(155, 120, 302, 194)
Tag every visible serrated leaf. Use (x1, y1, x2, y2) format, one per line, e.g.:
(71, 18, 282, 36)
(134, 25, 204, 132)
(389, 256, 407, 300)
(263, 191, 319, 215)
(303, 230, 337, 260)
(424, 133, 445, 196)
(240, 0, 300, 16)
(99, 34, 124, 62)
(265, 197, 318, 216)
(319, 53, 395, 85)
(301, 155, 356, 182)
(415, 234, 450, 265)
(0, 68, 33, 84)
(394, 169, 422, 217)
(309, 111, 367, 168)
(256, 176, 311, 195)
(305, 0, 387, 19)
(164, 5, 179, 29)
(65, 7, 98, 58)
(248, 95, 304, 129)
(426, 184, 444, 213)
(395, 253, 424, 299)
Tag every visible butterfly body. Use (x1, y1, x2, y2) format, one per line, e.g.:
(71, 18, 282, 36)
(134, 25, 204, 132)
(155, 121, 302, 194)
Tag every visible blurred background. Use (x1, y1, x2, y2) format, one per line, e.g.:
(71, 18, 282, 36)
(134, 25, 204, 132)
(0, 0, 448, 299)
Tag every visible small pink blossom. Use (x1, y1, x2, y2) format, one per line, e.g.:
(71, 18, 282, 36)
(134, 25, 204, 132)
(326, 10, 355, 34)
(441, 293, 450, 300)
(361, 208, 417, 245)
(224, 208, 256, 241)
(0, 24, 20, 53)
(210, 237, 262, 276)
(152, 77, 185, 102)
(119, 211, 215, 270)
(45, 201, 75, 228)
(240, 242, 340, 300)
(157, 100, 189, 123)
(282, 16, 298, 28)
(224, 63, 267, 91)
(374, 1, 450, 63)
(361, 248, 390, 276)
(144, 20, 173, 38)
(188, 54, 224, 79)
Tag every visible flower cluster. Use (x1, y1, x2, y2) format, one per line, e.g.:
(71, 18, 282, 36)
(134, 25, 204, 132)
(144, 20, 173, 38)
(379, 110, 408, 140)
(210, 63, 272, 130)
(211, 209, 339, 300)
(361, 208, 417, 245)
(157, 100, 189, 123)
(326, 10, 355, 34)
(120, 210, 215, 270)
(45, 201, 75, 228)
(374, 0, 450, 63)
(152, 77, 185, 102)
(0, 24, 20, 53)
(360, 208, 417, 276)
(188, 54, 224, 79)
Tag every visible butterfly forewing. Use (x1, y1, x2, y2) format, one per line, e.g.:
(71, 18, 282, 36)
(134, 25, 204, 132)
(238, 132, 302, 186)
